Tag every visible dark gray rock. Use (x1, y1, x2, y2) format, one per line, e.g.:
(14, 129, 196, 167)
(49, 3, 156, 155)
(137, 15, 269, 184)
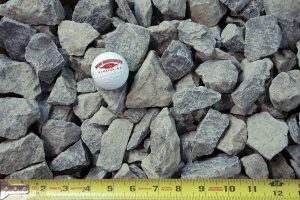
(278, 19, 300, 50)
(134, 0, 152, 27)
(129, 164, 148, 178)
(85, 167, 108, 179)
(213, 94, 235, 112)
(122, 108, 147, 124)
(152, 0, 186, 19)
(290, 159, 300, 178)
(81, 121, 105, 155)
(260, 102, 287, 119)
(6, 162, 53, 179)
(220, 0, 250, 13)
(241, 153, 269, 179)
(286, 145, 300, 166)
(287, 115, 300, 144)
(180, 131, 196, 163)
(268, 154, 295, 179)
(236, 0, 263, 19)
(221, 24, 244, 52)
(272, 50, 297, 73)
(116, 0, 137, 24)
(77, 78, 97, 93)
(88, 106, 117, 126)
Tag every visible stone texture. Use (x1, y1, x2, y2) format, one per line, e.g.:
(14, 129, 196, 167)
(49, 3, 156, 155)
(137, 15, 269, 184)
(85, 167, 108, 179)
(245, 15, 282, 61)
(25, 33, 65, 84)
(41, 120, 81, 157)
(81, 121, 105, 155)
(260, 103, 287, 119)
(175, 73, 200, 92)
(264, 0, 300, 22)
(116, 0, 137, 24)
(173, 86, 221, 114)
(290, 159, 300, 178)
(0, 17, 37, 61)
(58, 20, 100, 56)
(189, 0, 227, 27)
(178, 21, 216, 57)
(221, 24, 244, 52)
(114, 163, 138, 179)
(129, 164, 147, 178)
(105, 23, 150, 71)
(6, 162, 53, 179)
(127, 150, 148, 163)
(0, 0, 65, 25)
(126, 51, 174, 108)
(286, 145, 300, 166)
(287, 115, 300, 144)
(272, 50, 297, 73)
(96, 119, 133, 171)
(241, 153, 269, 179)
(220, 0, 251, 13)
(49, 140, 90, 172)
(152, 0, 186, 19)
(0, 98, 40, 139)
(134, 0, 152, 27)
(141, 108, 181, 178)
(236, 0, 263, 19)
(161, 40, 193, 81)
(0, 133, 45, 175)
(49, 106, 74, 121)
(247, 112, 289, 160)
(122, 108, 147, 124)
(180, 131, 196, 163)
(77, 78, 97, 93)
(239, 58, 273, 82)
(196, 60, 238, 93)
(268, 154, 295, 179)
(88, 106, 117, 126)
(181, 154, 241, 178)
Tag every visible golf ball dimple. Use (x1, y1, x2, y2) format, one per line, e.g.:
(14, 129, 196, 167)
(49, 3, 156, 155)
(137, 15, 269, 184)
(91, 52, 129, 90)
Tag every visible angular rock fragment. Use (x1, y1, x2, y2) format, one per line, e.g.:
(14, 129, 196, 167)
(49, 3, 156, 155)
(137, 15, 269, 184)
(81, 121, 105, 155)
(85, 167, 108, 179)
(221, 24, 244, 52)
(25, 33, 65, 84)
(126, 51, 174, 108)
(287, 115, 300, 144)
(73, 92, 104, 120)
(217, 115, 247, 155)
(41, 120, 81, 157)
(0, 133, 45, 175)
(175, 73, 199, 92)
(49, 106, 74, 121)
(286, 145, 300, 166)
(88, 106, 117, 126)
(236, 0, 263, 19)
(129, 164, 148, 178)
(161, 40, 193, 81)
(0, 98, 40, 139)
(0, 0, 65, 25)
(6, 162, 53, 179)
(173, 86, 221, 114)
(127, 108, 160, 150)
(297, 42, 300, 63)
(141, 108, 181, 178)
(0, 17, 37, 60)
(239, 58, 273, 82)
(189, 0, 227, 27)
(152, 0, 186, 19)
(264, 0, 300, 22)
(241, 154, 269, 179)
(178, 21, 216, 57)
(247, 112, 288, 160)
(290, 159, 300, 178)
(230, 104, 257, 116)
(220, 0, 250, 13)
(116, 0, 137, 24)
(127, 150, 148, 163)
(122, 108, 147, 124)
(134, 0, 152, 27)
(49, 140, 90, 172)
(272, 50, 297, 73)
(105, 23, 150, 71)
(96, 119, 133, 171)
(268, 154, 295, 179)
(180, 131, 196, 163)
(196, 60, 238, 93)
(278, 19, 300, 50)
(58, 20, 100, 56)
(245, 15, 282, 61)
(114, 163, 138, 179)
(192, 109, 229, 158)
(213, 94, 235, 112)
(77, 78, 97, 93)
(260, 103, 287, 119)
(181, 154, 241, 178)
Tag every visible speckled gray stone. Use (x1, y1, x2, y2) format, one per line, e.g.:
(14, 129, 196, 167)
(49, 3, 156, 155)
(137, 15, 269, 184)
(6, 162, 53, 179)
(152, 0, 186, 19)
(241, 153, 269, 179)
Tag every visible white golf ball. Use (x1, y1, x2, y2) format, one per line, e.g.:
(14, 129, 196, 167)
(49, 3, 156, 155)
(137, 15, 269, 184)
(91, 52, 129, 90)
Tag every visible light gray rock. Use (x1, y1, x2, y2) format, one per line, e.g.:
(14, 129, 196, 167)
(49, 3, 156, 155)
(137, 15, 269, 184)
(287, 115, 300, 144)
(247, 112, 289, 160)
(58, 20, 100, 56)
(178, 21, 216, 57)
(245, 15, 282, 61)
(85, 167, 108, 179)
(126, 51, 174, 108)
(152, 0, 186, 19)
(105, 23, 150, 71)
(49, 105, 74, 121)
(230, 104, 257, 116)
(49, 140, 90, 172)
(127, 150, 148, 163)
(0, 133, 45, 175)
(0, 98, 40, 139)
(116, 0, 137, 24)
(196, 60, 238, 93)
(0, 0, 64, 25)
(73, 92, 104, 120)
(134, 0, 152, 27)
(161, 40, 193, 81)
(122, 108, 147, 124)
(195, 48, 240, 66)
(127, 108, 160, 150)
(129, 164, 148, 178)
(221, 24, 244, 52)
(236, 0, 263, 19)
(0, 55, 41, 99)
(25, 33, 65, 84)
(220, 0, 250, 12)
(189, 0, 227, 27)
(239, 58, 273, 82)
(272, 50, 297, 73)
(209, 25, 222, 47)
(47, 68, 77, 106)
(114, 163, 138, 179)
(192, 109, 229, 158)
(181, 154, 241, 178)
(286, 145, 300, 166)
(141, 108, 181, 178)
(175, 73, 199, 92)
(88, 106, 117, 126)
(268, 154, 295, 179)
(180, 131, 196, 163)
(6, 162, 53, 179)
(173, 86, 221, 115)
(241, 154, 269, 179)
(77, 78, 97, 93)
(81, 121, 105, 155)
(290, 159, 300, 178)
(264, 0, 300, 22)
(260, 103, 287, 119)
(96, 119, 133, 171)
(297, 42, 300, 64)
(41, 119, 81, 157)
(0, 17, 37, 60)
(217, 115, 247, 155)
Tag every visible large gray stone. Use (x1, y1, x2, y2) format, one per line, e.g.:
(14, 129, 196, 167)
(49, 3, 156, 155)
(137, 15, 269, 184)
(25, 33, 65, 84)
(264, 0, 300, 22)
(126, 51, 174, 108)
(175, 73, 200, 92)
(77, 78, 97, 93)
(49, 105, 74, 121)
(221, 24, 244, 52)
(173, 86, 221, 114)
(41, 120, 81, 157)
(236, 0, 263, 19)
(134, 0, 152, 27)
(88, 106, 117, 126)
(0, 133, 45, 175)
(121, 108, 147, 124)
(241, 154, 269, 179)
(105, 23, 150, 71)
(0, 0, 65, 25)
(141, 108, 181, 178)
(81, 121, 105, 155)
(116, 0, 137, 24)
(268, 154, 295, 179)
(152, 0, 186, 19)
(96, 119, 133, 171)
(247, 112, 289, 160)
(239, 58, 273, 82)
(220, 0, 251, 13)
(6, 162, 53, 179)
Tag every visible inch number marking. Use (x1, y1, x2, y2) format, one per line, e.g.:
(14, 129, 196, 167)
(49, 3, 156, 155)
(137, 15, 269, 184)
(198, 186, 205, 192)
(224, 186, 235, 192)
(176, 186, 181, 192)
(107, 186, 113, 192)
(153, 185, 158, 192)
(248, 186, 257, 192)
(273, 190, 283, 196)
(130, 186, 135, 192)
(40, 186, 46, 192)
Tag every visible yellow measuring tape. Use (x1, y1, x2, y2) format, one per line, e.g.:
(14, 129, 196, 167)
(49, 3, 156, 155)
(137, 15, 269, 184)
(1, 179, 300, 200)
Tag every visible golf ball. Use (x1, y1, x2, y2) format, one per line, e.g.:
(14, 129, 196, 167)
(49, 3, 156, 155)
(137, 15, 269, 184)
(91, 52, 129, 90)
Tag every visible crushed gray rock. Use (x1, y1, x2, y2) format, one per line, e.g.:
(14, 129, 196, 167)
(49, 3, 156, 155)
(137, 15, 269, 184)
(0, 133, 45, 175)
(175, 73, 200, 92)
(77, 78, 97, 93)
(173, 86, 221, 115)
(220, 0, 251, 13)
(49, 105, 74, 121)
(129, 164, 148, 178)
(230, 104, 257, 116)
(81, 121, 105, 155)
(221, 24, 244, 52)
(239, 58, 273, 82)
(264, 0, 300, 22)
(114, 163, 138, 179)
(241, 153, 269, 179)
(122, 108, 147, 124)
(134, 0, 152, 27)
(268, 154, 295, 179)
(260, 102, 287, 119)
(0, 98, 40, 139)
(213, 94, 235, 112)
(272, 50, 297, 73)
(116, 0, 137, 24)
(247, 112, 288, 160)
(85, 167, 108, 179)
(127, 150, 148, 163)
(286, 145, 300, 166)
(287, 115, 300, 144)
(126, 51, 174, 108)
(88, 106, 117, 126)
(290, 159, 300, 178)
(236, 0, 263, 20)
(6, 162, 53, 179)
(152, 0, 186, 19)
(180, 131, 196, 163)
(41, 119, 81, 157)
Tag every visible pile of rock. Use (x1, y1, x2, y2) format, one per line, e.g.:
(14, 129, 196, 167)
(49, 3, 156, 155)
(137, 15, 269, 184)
(0, 0, 300, 179)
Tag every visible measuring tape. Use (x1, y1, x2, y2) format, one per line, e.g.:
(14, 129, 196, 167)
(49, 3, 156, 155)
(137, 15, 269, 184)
(1, 179, 300, 200)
